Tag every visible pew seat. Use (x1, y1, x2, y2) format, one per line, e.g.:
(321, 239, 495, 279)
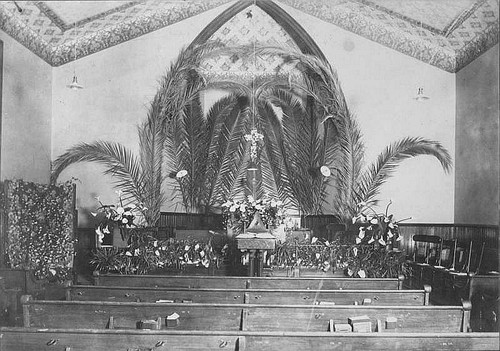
(0, 328, 498, 351)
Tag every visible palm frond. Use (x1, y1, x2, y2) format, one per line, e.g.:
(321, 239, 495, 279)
(358, 137, 452, 207)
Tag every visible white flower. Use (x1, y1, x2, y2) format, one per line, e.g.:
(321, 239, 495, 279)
(311, 237, 318, 244)
(315, 253, 321, 259)
(378, 238, 386, 246)
(396, 235, 402, 241)
(239, 204, 246, 212)
(125, 251, 132, 257)
(222, 200, 232, 207)
(358, 270, 366, 278)
(122, 218, 128, 224)
(49, 268, 57, 275)
(355, 237, 362, 244)
(370, 218, 378, 225)
(134, 248, 140, 255)
(353, 247, 358, 256)
(184, 245, 190, 251)
(194, 244, 200, 251)
(358, 227, 365, 239)
(176, 170, 188, 178)
(388, 230, 394, 238)
(153, 240, 158, 247)
(90, 212, 97, 217)
(155, 250, 160, 256)
(102, 226, 110, 234)
(229, 205, 237, 212)
(116, 207, 125, 214)
(368, 237, 375, 244)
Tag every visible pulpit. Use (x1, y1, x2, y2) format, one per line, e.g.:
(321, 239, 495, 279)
(235, 212, 276, 277)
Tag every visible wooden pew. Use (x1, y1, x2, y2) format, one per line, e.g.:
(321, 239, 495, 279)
(21, 296, 470, 333)
(92, 272, 405, 290)
(65, 283, 431, 306)
(1, 328, 498, 351)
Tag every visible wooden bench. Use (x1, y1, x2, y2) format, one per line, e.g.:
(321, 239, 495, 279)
(65, 283, 431, 305)
(21, 296, 470, 333)
(92, 272, 405, 290)
(1, 328, 498, 351)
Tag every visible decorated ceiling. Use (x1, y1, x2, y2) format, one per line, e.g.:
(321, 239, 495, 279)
(0, 0, 497, 72)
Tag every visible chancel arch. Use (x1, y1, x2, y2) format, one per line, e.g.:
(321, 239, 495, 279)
(165, 0, 336, 215)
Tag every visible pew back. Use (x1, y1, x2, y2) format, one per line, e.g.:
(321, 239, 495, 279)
(21, 297, 242, 331)
(1, 328, 498, 351)
(21, 296, 469, 333)
(66, 284, 430, 306)
(93, 273, 404, 290)
(242, 304, 469, 333)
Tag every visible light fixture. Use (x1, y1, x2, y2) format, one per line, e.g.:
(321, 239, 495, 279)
(67, 23, 83, 90)
(414, 87, 429, 101)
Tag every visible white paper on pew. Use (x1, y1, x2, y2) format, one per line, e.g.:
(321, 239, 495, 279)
(156, 299, 174, 303)
(167, 313, 180, 320)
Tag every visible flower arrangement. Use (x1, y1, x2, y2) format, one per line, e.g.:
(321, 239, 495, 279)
(92, 190, 146, 245)
(2, 179, 75, 282)
(90, 232, 225, 275)
(221, 195, 285, 232)
(351, 201, 408, 248)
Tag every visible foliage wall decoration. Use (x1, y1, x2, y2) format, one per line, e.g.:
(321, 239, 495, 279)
(2, 179, 75, 282)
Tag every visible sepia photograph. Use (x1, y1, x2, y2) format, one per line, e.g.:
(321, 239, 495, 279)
(0, 1, 498, 350)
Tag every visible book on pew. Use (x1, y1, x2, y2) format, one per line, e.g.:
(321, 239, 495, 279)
(348, 315, 371, 333)
(166, 312, 180, 327)
(137, 318, 160, 330)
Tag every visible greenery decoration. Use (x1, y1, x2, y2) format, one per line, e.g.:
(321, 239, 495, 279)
(2, 179, 75, 282)
(255, 46, 453, 221)
(269, 237, 408, 279)
(90, 230, 225, 275)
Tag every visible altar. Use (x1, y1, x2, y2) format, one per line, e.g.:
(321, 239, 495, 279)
(235, 211, 276, 277)
(236, 232, 276, 277)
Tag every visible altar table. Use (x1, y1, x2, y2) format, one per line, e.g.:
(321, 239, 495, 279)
(236, 233, 276, 277)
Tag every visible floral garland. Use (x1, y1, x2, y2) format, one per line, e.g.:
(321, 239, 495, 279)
(2, 179, 75, 282)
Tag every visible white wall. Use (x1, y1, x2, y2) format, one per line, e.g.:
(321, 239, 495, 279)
(281, 4, 456, 223)
(46, 2, 460, 225)
(0, 31, 52, 183)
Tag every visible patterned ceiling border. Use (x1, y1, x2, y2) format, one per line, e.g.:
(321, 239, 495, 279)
(277, 0, 499, 73)
(0, 0, 233, 66)
(35, 1, 140, 32)
(355, 0, 487, 37)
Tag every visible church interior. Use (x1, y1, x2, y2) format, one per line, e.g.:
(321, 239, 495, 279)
(0, 1, 498, 350)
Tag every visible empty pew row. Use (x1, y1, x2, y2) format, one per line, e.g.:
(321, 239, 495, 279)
(65, 283, 431, 305)
(21, 296, 470, 333)
(92, 272, 405, 290)
(1, 328, 498, 351)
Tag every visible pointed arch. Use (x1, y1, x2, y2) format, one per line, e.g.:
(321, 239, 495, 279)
(189, 0, 326, 61)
